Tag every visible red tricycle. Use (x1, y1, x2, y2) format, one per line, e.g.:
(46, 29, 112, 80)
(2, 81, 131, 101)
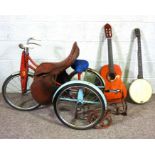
(2, 38, 109, 130)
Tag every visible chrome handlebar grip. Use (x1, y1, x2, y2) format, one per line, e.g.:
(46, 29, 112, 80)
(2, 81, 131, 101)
(19, 37, 41, 49)
(28, 42, 41, 46)
(27, 37, 41, 44)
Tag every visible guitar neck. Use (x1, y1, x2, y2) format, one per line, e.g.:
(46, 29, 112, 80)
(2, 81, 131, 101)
(107, 38, 114, 73)
(137, 37, 143, 79)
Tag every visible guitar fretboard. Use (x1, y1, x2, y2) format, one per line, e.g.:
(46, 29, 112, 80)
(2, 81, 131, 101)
(107, 38, 114, 74)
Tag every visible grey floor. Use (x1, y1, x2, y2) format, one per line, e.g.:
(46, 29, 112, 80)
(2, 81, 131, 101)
(0, 94, 155, 139)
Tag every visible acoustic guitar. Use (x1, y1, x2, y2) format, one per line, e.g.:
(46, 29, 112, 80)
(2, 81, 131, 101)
(129, 28, 152, 104)
(100, 23, 127, 103)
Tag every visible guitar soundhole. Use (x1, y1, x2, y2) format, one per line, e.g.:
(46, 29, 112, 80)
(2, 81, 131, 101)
(108, 73, 116, 80)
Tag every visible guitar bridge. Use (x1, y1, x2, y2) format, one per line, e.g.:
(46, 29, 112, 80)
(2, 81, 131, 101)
(105, 89, 121, 93)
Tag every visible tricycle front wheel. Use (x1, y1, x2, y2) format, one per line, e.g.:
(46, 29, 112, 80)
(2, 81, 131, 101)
(2, 72, 40, 111)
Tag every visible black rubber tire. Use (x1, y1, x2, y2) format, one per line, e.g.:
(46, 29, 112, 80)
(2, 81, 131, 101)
(2, 72, 40, 111)
(69, 68, 105, 91)
(53, 82, 105, 130)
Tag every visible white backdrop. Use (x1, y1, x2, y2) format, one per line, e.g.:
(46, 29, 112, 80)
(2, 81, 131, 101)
(0, 0, 155, 153)
(0, 15, 155, 92)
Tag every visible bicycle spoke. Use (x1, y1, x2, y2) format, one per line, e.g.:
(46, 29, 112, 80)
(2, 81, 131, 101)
(2, 73, 40, 110)
(54, 83, 105, 129)
(7, 81, 21, 92)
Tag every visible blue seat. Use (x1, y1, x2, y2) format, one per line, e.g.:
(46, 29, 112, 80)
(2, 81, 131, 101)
(71, 59, 89, 73)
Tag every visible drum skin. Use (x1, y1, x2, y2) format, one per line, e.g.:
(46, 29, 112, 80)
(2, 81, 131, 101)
(129, 79, 152, 104)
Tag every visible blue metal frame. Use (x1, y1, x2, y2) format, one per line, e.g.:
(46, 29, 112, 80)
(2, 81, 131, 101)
(77, 89, 84, 104)
(52, 80, 107, 109)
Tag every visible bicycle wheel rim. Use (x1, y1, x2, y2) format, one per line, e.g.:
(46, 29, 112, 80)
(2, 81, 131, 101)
(54, 83, 105, 130)
(69, 68, 105, 90)
(2, 73, 40, 111)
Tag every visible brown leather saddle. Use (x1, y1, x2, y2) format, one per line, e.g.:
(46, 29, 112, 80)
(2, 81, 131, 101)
(31, 42, 79, 104)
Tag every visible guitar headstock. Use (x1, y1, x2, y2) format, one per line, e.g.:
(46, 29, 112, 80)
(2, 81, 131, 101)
(135, 28, 141, 38)
(104, 23, 112, 38)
